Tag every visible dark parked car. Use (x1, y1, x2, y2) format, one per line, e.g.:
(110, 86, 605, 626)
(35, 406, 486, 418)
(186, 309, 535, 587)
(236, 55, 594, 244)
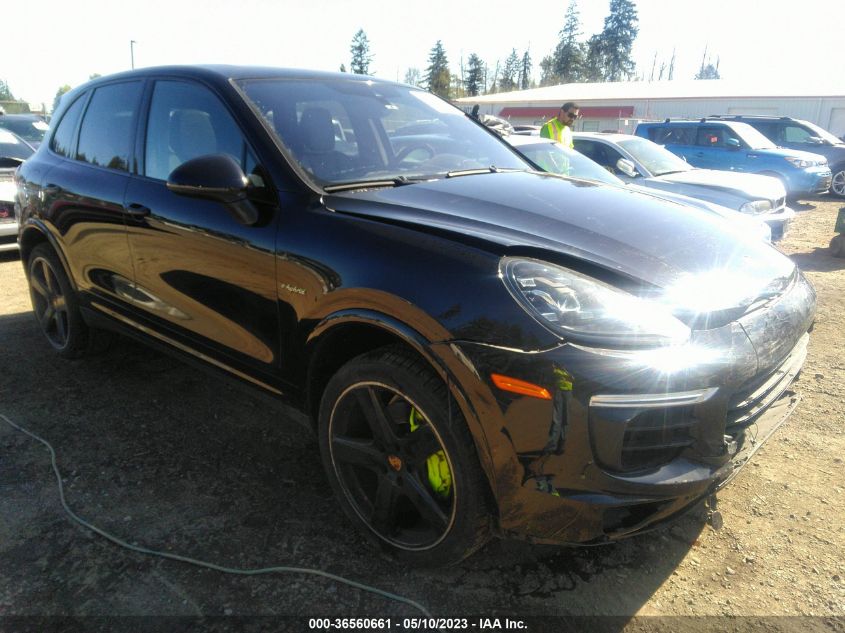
(15, 66, 816, 566)
(0, 113, 49, 148)
(706, 115, 845, 198)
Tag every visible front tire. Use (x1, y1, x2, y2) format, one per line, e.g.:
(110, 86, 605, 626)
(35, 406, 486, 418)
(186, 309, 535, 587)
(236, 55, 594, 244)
(318, 347, 492, 566)
(829, 164, 845, 198)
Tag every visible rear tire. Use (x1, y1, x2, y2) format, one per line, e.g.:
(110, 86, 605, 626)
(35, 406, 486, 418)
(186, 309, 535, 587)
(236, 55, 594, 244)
(27, 243, 107, 358)
(318, 347, 492, 566)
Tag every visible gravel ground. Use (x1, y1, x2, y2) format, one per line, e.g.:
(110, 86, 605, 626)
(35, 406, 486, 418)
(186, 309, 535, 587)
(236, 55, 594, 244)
(1, 197, 843, 633)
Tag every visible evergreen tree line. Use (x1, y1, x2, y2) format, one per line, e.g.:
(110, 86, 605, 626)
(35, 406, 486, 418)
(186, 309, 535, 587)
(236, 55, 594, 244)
(345, 0, 720, 101)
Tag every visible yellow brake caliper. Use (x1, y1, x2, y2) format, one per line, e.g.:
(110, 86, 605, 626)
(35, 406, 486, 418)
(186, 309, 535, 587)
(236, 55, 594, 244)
(409, 408, 451, 498)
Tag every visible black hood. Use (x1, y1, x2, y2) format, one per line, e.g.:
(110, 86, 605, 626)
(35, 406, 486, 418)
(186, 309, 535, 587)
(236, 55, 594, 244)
(326, 172, 795, 307)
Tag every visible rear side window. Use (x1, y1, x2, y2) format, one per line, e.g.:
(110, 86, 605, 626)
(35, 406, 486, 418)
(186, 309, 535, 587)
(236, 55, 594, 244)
(76, 82, 143, 172)
(50, 96, 87, 158)
(144, 80, 250, 181)
(649, 126, 695, 145)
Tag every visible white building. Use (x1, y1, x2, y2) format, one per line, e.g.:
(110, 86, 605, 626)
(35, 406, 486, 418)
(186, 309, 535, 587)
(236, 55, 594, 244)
(456, 80, 845, 138)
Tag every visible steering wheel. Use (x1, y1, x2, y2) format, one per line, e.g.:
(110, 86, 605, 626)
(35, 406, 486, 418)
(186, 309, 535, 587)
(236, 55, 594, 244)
(395, 143, 436, 163)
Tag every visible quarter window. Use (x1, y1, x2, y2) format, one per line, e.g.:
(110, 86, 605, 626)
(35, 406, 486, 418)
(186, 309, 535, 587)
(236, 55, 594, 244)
(144, 81, 250, 181)
(50, 95, 87, 158)
(76, 82, 143, 171)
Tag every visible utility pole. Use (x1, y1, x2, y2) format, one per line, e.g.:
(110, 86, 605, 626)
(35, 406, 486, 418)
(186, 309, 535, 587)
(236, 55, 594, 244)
(130, 40, 136, 69)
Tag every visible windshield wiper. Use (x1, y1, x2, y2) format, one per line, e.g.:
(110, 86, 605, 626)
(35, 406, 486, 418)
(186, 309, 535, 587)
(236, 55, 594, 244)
(323, 178, 407, 193)
(446, 166, 525, 178)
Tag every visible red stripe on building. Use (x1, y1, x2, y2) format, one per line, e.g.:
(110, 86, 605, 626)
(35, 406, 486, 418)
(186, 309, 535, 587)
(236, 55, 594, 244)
(498, 106, 635, 118)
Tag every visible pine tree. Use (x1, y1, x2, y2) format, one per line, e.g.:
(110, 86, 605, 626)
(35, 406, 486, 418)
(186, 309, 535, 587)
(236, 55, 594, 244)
(519, 50, 533, 90)
(464, 54, 485, 97)
(350, 29, 373, 75)
(552, 0, 586, 83)
(499, 49, 520, 92)
(598, 0, 639, 81)
(0, 80, 14, 101)
(425, 40, 451, 98)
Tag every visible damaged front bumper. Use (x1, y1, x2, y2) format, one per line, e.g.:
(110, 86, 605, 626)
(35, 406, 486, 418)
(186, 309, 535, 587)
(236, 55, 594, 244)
(443, 272, 815, 544)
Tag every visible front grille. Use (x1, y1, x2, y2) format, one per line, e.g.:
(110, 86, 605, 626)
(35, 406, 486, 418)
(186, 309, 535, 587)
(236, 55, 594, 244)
(726, 333, 808, 432)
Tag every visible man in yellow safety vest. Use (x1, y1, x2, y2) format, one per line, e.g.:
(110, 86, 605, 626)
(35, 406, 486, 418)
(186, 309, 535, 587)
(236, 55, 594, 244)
(540, 102, 580, 149)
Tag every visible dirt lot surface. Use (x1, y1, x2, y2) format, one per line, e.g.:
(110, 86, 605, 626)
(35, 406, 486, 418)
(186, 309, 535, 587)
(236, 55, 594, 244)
(1, 198, 844, 633)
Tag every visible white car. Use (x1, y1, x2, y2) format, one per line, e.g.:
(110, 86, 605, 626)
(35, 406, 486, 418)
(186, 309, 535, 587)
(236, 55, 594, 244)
(572, 132, 794, 237)
(507, 134, 772, 243)
(0, 130, 34, 253)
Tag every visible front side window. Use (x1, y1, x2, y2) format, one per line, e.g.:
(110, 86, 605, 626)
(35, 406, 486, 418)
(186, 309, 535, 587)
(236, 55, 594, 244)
(144, 80, 251, 181)
(50, 95, 87, 158)
(237, 77, 528, 186)
(76, 82, 143, 171)
(783, 124, 815, 144)
(617, 137, 692, 176)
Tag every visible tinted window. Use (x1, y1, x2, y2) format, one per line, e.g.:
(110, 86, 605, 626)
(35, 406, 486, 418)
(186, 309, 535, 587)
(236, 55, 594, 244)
(783, 124, 814, 143)
(239, 78, 527, 185)
(0, 129, 35, 161)
(649, 126, 695, 145)
(50, 95, 87, 158)
(76, 82, 143, 171)
(144, 80, 250, 181)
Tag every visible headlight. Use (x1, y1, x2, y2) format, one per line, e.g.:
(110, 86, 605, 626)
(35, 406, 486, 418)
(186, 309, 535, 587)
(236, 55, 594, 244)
(784, 156, 824, 168)
(501, 258, 690, 347)
(740, 199, 773, 214)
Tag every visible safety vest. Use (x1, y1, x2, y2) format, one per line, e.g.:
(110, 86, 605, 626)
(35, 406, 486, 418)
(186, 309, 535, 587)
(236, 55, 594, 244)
(540, 118, 573, 148)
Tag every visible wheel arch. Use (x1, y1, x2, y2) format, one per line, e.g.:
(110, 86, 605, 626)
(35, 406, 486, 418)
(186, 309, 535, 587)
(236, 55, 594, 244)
(18, 222, 76, 291)
(304, 310, 500, 509)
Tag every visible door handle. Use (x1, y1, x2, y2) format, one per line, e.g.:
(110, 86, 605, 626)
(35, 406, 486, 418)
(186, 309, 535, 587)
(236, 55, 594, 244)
(124, 203, 151, 218)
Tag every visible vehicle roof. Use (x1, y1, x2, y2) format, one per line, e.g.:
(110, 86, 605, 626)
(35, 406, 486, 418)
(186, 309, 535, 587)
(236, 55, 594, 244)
(505, 135, 557, 147)
(81, 65, 401, 87)
(573, 132, 639, 142)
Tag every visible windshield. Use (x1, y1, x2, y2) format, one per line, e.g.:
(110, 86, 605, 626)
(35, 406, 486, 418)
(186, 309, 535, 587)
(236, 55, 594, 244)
(515, 140, 622, 185)
(800, 120, 843, 145)
(617, 137, 692, 176)
(0, 117, 48, 143)
(236, 77, 529, 186)
(0, 129, 34, 161)
(731, 122, 777, 150)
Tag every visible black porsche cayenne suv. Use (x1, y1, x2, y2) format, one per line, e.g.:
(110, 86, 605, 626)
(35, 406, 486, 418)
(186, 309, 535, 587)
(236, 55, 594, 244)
(15, 66, 815, 565)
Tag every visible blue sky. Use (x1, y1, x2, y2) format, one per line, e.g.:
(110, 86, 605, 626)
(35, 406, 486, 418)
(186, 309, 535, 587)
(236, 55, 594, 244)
(4, 0, 844, 109)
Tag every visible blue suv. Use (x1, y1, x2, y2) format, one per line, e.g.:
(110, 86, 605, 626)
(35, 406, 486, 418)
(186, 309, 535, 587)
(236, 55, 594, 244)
(636, 120, 831, 197)
(705, 115, 845, 198)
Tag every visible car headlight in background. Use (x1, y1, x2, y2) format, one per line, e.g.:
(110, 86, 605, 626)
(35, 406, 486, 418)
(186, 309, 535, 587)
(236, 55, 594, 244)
(784, 156, 826, 168)
(739, 199, 772, 214)
(500, 258, 690, 348)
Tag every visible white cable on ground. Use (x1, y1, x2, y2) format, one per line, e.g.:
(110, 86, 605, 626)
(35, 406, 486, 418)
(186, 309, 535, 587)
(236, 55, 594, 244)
(1, 412, 435, 619)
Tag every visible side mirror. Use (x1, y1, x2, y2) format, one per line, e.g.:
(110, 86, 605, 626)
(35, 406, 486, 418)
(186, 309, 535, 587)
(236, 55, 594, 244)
(806, 136, 826, 145)
(616, 158, 639, 178)
(725, 138, 741, 150)
(167, 154, 259, 225)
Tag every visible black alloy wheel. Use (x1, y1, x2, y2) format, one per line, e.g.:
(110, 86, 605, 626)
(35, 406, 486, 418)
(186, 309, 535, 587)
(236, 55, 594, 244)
(27, 243, 91, 358)
(318, 348, 492, 566)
